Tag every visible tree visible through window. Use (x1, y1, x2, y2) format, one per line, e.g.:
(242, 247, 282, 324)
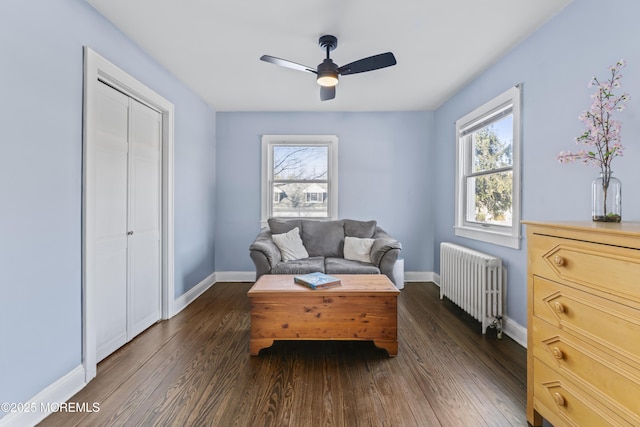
(261, 135, 338, 224)
(467, 116, 513, 226)
(272, 146, 328, 217)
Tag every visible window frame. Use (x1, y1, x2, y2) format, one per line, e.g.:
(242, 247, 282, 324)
(454, 86, 522, 249)
(261, 135, 338, 227)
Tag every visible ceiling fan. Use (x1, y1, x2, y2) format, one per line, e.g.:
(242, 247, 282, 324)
(260, 35, 397, 101)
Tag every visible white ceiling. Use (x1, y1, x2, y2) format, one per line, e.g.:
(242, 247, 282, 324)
(86, 0, 572, 112)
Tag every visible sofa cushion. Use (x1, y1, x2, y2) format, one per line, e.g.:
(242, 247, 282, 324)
(301, 220, 344, 258)
(271, 256, 325, 274)
(343, 219, 377, 238)
(268, 218, 302, 235)
(325, 257, 380, 275)
(271, 227, 308, 261)
(343, 236, 375, 263)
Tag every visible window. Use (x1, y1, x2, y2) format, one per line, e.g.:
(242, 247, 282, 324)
(261, 135, 338, 226)
(455, 86, 521, 249)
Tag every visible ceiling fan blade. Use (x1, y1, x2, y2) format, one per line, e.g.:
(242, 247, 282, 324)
(337, 52, 397, 75)
(320, 86, 335, 101)
(260, 55, 317, 74)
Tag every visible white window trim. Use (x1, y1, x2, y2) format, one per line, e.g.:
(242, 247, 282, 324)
(261, 135, 338, 227)
(454, 85, 522, 249)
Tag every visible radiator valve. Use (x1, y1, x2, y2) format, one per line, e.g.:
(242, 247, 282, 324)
(489, 316, 503, 339)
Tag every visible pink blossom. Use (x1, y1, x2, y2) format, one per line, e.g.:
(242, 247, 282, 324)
(559, 60, 629, 175)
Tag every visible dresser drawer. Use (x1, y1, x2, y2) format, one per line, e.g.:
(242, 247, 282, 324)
(532, 318, 640, 419)
(533, 277, 640, 365)
(529, 234, 640, 302)
(533, 359, 635, 427)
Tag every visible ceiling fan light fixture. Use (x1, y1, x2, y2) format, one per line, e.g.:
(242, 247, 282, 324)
(316, 58, 339, 87)
(317, 70, 339, 87)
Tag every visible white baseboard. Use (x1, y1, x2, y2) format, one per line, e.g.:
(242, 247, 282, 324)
(404, 271, 439, 284)
(502, 316, 527, 348)
(0, 365, 85, 427)
(172, 272, 216, 316)
(214, 271, 255, 282)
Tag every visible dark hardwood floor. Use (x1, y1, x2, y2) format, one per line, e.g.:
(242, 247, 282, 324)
(41, 282, 527, 426)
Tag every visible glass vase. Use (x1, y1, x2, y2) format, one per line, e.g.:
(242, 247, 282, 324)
(592, 171, 621, 222)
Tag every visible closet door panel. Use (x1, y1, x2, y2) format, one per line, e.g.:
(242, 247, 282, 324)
(128, 99, 162, 338)
(94, 82, 129, 361)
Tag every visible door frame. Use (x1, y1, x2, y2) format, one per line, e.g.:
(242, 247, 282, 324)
(82, 47, 175, 382)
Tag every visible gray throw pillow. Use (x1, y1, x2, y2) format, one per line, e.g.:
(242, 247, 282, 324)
(301, 220, 345, 258)
(268, 218, 302, 235)
(344, 219, 377, 238)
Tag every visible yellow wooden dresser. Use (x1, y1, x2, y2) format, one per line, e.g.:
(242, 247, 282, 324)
(523, 221, 640, 427)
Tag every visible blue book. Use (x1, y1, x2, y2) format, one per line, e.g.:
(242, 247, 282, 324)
(294, 272, 341, 289)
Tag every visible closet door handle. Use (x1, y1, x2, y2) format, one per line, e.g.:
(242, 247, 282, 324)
(127, 231, 134, 236)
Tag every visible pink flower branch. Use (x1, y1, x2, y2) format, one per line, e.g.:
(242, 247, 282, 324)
(557, 59, 630, 176)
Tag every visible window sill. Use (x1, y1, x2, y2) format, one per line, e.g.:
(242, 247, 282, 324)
(454, 225, 520, 249)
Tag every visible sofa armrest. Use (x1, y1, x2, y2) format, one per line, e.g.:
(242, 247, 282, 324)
(370, 227, 402, 285)
(249, 228, 282, 279)
(370, 227, 402, 266)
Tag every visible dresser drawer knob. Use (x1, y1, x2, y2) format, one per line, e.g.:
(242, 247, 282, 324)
(553, 392, 566, 407)
(553, 255, 565, 266)
(552, 347, 564, 359)
(554, 301, 565, 313)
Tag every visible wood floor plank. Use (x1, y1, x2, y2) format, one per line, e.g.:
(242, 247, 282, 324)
(40, 282, 527, 427)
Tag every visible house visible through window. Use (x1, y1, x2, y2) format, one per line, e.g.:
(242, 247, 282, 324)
(455, 86, 521, 249)
(304, 184, 326, 203)
(261, 135, 338, 226)
(273, 187, 283, 203)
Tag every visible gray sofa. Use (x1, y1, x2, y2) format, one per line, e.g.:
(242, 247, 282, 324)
(249, 218, 402, 286)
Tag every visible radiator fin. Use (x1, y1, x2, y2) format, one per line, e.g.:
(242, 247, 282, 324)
(440, 242, 503, 334)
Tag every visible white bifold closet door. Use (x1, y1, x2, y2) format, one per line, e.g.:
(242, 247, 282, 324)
(93, 81, 162, 362)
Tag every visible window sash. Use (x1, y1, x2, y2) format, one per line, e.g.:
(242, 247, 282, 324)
(462, 124, 514, 228)
(459, 103, 512, 136)
(464, 170, 513, 227)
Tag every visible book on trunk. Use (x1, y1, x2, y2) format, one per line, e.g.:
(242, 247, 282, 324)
(293, 272, 341, 289)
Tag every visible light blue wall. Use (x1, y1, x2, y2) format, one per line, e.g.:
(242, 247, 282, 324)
(215, 112, 434, 273)
(433, 0, 640, 327)
(0, 0, 216, 411)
